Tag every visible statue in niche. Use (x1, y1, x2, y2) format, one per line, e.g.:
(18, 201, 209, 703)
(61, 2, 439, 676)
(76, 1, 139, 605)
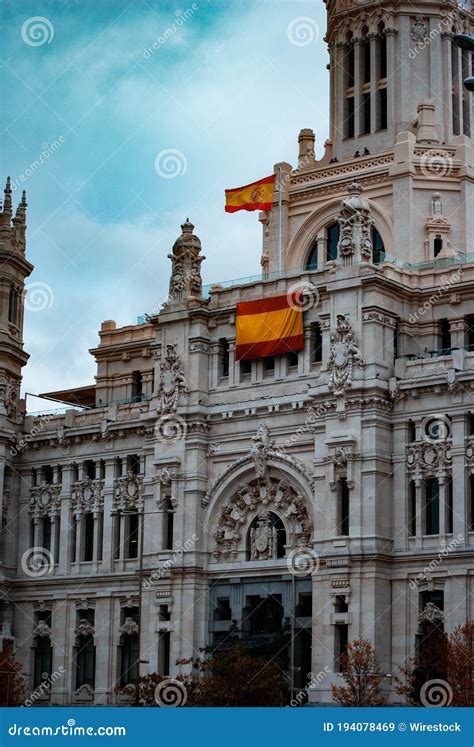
(157, 345, 187, 414)
(431, 192, 443, 217)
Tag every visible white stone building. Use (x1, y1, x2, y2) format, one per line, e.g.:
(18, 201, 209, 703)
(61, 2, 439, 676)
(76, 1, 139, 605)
(0, 0, 473, 706)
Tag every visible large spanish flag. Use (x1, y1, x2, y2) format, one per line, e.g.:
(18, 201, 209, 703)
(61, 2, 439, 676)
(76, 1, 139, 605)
(236, 293, 304, 360)
(225, 174, 276, 213)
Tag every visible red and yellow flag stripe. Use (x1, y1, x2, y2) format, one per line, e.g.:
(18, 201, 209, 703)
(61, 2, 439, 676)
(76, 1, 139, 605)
(225, 174, 276, 213)
(236, 293, 304, 361)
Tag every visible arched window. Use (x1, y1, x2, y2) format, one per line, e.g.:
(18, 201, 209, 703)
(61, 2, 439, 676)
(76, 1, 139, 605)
(326, 222, 340, 262)
(372, 227, 385, 263)
(247, 511, 286, 560)
(305, 241, 318, 270)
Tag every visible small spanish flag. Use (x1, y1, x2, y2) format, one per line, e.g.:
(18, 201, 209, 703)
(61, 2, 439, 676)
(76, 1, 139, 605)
(236, 293, 304, 361)
(225, 174, 276, 213)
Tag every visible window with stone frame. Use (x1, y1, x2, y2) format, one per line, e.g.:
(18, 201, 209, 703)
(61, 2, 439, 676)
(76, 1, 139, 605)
(119, 607, 139, 686)
(218, 338, 230, 378)
(162, 496, 174, 550)
(424, 478, 440, 535)
(75, 609, 95, 690)
(335, 623, 348, 672)
(337, 477, 350, 536)
(33, 611, 52, 688)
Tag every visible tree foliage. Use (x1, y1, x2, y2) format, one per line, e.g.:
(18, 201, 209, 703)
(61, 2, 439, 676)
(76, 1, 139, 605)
(0, 642, 26, 706)
(331, 639, 387, 706)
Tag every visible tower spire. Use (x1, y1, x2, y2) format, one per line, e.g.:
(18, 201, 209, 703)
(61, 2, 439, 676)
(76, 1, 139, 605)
(0, 177, 12, 226)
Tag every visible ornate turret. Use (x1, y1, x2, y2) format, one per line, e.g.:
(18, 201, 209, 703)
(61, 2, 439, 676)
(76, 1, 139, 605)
(167, 219, 205, 304)
(0, 177, 33, 422)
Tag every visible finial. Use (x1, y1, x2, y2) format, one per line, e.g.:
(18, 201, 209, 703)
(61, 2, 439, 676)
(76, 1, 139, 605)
(181, 218, 194, 234)
(14, 190, 27, 223)
(3, 176, 12, 214)
(348, 181, 363, 195)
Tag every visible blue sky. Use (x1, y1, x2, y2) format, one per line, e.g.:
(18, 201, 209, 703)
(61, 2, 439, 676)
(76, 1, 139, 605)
(1, 0, 329, 406)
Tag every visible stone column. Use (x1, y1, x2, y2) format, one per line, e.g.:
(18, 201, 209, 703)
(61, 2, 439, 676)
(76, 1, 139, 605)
(353, 39, 363, 138)
(415, 479, 423, 547)
(393, 424, 408, 551)
(369, 32, 378, 133)
(101, 458, 116, 572)
(452, 414, 467, 543)
(450, 318, 467, 350)
(49, 516, 57, 568)
(438, 478, 447, 539)
(58, 464, 73, 575)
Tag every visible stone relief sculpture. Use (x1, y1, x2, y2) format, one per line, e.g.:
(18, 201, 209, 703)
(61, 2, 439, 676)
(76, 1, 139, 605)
(411, 15, 427, 43)
(250, 423, 275, 479)
(327, 314, 364, 417)
(168, 219, 205, 302)
(157, 344, 187, 414)
(250, 510, 278, 560)
(336, 182, 373, 264)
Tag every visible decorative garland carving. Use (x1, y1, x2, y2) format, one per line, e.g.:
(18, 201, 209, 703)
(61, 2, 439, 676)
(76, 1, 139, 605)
(406, 441, 452, 482)
(29, 484, 62, 519)
(74, 619, 95, 638)
(71, 478, 104, 517)
(119, 617, 139, 637)
(113, 472, 144, 512)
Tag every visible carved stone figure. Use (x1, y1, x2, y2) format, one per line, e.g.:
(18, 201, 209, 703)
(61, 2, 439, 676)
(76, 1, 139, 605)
(250, 510, 277, 560)
(74, 618, 95, 637)
(418, 602, 444, 626)
(157, 345, 187, 414)
(327, 314, 364, 409)
(431, 192, 443, 217)
(119, 617, 139, 637)
(336, 182, 373, 264)
(411, 16, 427, 43)
(168, 219, 205, 302)
(0, 375, 19, 419)
(250, 423, 275, 479)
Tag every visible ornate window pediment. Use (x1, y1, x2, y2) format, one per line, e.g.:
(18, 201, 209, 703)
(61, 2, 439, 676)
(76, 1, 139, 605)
(113, 473, 144, 512)
(29, 484, 61, 518)
(406, 441, 452, 481)
(71, 478, 104, 517)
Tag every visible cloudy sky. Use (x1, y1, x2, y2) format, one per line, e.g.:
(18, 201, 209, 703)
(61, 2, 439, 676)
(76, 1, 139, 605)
(1, 0, 329, 410)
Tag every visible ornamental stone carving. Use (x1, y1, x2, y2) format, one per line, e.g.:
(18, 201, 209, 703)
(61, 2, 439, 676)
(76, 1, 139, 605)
(250, 510, 278, 560)
(29, 484, 62, 519)
(418, 602, 444, 627)
(411, 16, 427, 43)
(406, 441, 452, 482)
(156, 345, 187, 414)
(250, 424, 275, 480)
(113, 472, 144, 512)
(336, 182, 373, 264)
(119, 617, 139, 637)
(327, 314, 364, 416)
(74, 619, 95, 637)
(168, 219, 205, 302)
(0, 375, 19, 419)
(213, 477, 312, 560)
(71, 478, 104, 517)
(33, 620, 52, 638)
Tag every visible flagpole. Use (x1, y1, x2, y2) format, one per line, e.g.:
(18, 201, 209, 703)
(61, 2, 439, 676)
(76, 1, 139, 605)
(278, 164, 283, 274)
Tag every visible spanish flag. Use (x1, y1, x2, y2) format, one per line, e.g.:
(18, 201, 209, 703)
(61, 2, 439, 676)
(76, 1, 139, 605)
(236, 293, 304, 361)
(225, 174, 276, 213)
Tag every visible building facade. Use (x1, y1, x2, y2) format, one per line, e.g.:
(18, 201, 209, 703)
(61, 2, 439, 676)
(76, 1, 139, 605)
(0, 0, 473, 705)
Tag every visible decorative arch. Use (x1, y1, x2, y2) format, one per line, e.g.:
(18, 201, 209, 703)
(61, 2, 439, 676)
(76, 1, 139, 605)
(289, 197, 393, 270)
(211, 475, 312, 561)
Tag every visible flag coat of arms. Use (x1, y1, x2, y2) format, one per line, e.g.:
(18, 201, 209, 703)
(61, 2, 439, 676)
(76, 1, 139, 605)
(235, 293, 304, 361)
(225, 174, 276, 213)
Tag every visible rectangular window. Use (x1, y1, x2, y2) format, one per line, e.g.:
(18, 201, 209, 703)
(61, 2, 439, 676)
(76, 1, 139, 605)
(34, 637, 52, 688)
(240, 359, 252, 378)
(131, 370, 143, 402)
(337, 478, 350, 536)
(465, 316, 474, 350)
(8, 289, 17, 324)
(363, 40, 371, 83)
(218, 338, 230, 378)
(362, 92, 371, 134)
(335, 624, 348, 672)
(120, 633, 138, 685)
(287, 351, 299, 370)
(158, 632, 170, 676)
(84, 460, 96, 480)
(76, 636, 95, 688)
(470, 475, 474, 532)
(42, 517, 51, 553)
(162, 498, 174, 550)
(263, 356, 275, 376)
(126, 512, 139, 559)
(345, 97, 355, 139)
(439, 319, 451, 353)
(311, 323, 323, 363)
(446, 478, 453, 534)
(83, 513, 94, 562)
(409, 481, 416, 536)
(425, 479, 440, 535)
(42, 465, 54, 484)
(379, 35, 387, 78)
(377, 88, 387, 130)
(347, 46, 354, 87)
(128, 454, 140, 475)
